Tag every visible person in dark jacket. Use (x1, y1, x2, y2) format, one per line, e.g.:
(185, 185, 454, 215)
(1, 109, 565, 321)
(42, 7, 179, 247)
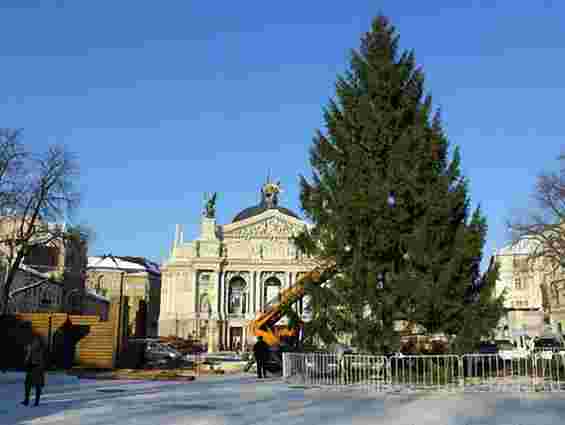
(22, 336, 47, 407)
(253, 336, 270, 379)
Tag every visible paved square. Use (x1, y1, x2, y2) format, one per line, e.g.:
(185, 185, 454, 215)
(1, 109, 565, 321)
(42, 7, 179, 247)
(2, 372, 565, 424)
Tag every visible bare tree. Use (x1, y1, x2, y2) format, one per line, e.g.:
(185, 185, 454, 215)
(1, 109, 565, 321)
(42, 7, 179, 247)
(0, 129, 28, 214)
(0, 130, 81, 314)
(507, 152, 565, 300)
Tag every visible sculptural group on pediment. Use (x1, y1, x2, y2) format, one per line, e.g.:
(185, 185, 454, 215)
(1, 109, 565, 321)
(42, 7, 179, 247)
(227, 216, 303, 240)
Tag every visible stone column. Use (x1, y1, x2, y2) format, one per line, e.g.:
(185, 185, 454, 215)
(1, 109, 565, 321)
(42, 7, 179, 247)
(246, 272, 252, 315)
(193, 270, 198, 314)
(258, 272, 263, 311)
(164, 274, 169, 314)
(242, 325, 247, 351)
(217, 271, 223, 319)
(289, 272, 295, 314)
(223, 272, 228, 317)
(253, 272, 257, 313)
(299, 283, 304, 315)
(166, 274, 171, 314)
(169, 273, 175, 314)
(223, 274, 229, 352)
(160, 275, 167, 315)
(224, 274, 229, 316)
(208, 320, 219, 353)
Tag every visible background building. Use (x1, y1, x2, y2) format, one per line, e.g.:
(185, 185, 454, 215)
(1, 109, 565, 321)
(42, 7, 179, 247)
(87, 256, 161, 336)
(536, 253, 565, 336)
(493, 238, 554, 344)
(159, 180, 317, 351)
(0, 217, 108, 315)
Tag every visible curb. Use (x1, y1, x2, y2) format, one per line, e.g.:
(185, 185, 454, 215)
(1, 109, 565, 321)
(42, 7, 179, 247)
(68, 370, 197, 381)
(77, 375, 197, 381)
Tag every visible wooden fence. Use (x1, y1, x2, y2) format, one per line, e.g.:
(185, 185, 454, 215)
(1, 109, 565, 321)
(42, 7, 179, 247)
(11, 301, 127, 369)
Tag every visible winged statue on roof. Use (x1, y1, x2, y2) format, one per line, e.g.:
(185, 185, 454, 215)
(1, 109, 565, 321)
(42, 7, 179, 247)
(203, 192, 218, 218)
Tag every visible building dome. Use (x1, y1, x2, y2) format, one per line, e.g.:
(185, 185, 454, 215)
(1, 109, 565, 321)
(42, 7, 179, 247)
(231, 179, 301, 223)
(232, 205, 300, 223)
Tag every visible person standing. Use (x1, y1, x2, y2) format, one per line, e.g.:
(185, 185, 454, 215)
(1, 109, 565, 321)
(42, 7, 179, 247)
(253, 336, 269, 379)
(22, 336, 46, 407)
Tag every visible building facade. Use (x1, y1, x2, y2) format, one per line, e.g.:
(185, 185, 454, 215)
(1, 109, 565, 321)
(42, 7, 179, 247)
(87, 256, 161, 336)
(159, 181, 317, 351)
(493, 238, 560, 343)
(0, 217, 107, 315)
(6, 265, 109, 318)
(545, 262, 565, 335)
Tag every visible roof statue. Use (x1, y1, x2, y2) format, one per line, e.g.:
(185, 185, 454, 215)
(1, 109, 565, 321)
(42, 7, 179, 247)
(203, 192, 218, 219)
(232, 177, 298, 223)
(261, 177, 282, 208)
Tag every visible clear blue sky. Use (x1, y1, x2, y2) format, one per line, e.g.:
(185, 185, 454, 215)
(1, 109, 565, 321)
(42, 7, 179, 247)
(0, 1, 563, 273)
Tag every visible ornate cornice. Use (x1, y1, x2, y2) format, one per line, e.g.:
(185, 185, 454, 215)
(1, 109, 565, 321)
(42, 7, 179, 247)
(222, 209, 309, 238)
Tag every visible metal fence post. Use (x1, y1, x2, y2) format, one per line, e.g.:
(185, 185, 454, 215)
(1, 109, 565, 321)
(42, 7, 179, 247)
(281, 351, 565, 393)
(386, 357, 392, 388)
(458, 355, 464, 391)
(47, 314, 53, 367)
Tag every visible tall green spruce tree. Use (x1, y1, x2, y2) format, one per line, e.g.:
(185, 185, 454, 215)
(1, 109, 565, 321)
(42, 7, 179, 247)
(287, 15, 505, 354)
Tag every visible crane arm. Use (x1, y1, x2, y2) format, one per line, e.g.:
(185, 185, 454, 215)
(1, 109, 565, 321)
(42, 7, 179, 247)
(248, 262, 338, 346)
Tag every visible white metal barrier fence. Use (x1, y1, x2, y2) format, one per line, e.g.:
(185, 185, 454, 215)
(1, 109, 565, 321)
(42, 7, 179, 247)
(282, 352, 565, 392)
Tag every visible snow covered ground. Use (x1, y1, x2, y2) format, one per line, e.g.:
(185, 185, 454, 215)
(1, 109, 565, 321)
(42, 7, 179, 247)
(2, 371, 565, 424)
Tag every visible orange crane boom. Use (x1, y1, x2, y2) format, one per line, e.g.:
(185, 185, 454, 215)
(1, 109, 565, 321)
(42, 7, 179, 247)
(248, 262, 338, 347)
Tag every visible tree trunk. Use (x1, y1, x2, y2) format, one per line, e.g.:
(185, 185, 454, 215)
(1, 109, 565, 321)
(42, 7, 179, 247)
(1, 251, 26, 314)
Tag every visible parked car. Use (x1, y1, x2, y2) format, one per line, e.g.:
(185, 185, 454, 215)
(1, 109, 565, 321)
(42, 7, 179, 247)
(529, 336, 564, 359)
(128, 338, 187, 369)
(494, 340, 517, 361)
(477, 341, 498, 355)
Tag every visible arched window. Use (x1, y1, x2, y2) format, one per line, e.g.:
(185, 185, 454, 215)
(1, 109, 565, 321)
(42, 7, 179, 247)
(263, 277, 281, 307)
(96, 275, 104, 293)
(228, 278, 247, 315)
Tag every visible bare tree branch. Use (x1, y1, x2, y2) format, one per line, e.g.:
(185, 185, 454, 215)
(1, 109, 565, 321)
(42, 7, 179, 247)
(0, 132, 81, 313)
(507, 152, 565, 299)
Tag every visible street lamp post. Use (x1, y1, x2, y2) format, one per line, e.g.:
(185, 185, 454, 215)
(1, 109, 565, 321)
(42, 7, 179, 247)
(87, 254, 136, 367)
(116, 270, 125, 361)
